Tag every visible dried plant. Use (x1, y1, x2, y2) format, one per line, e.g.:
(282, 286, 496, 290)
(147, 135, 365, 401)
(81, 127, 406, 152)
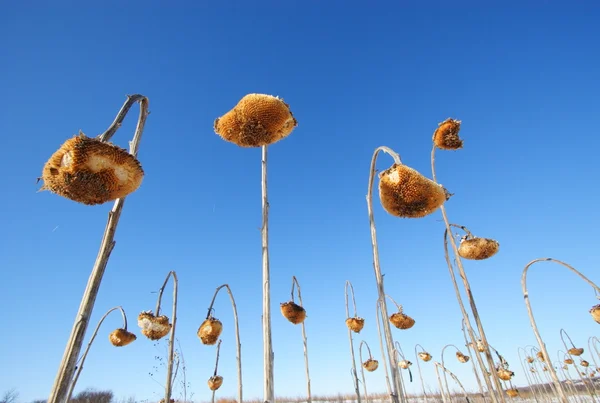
(201, 284, 243, 403)
(358, 340, 377, 403)
(522, 258, 600, 403)
(591, 304, 600, 324)
(46, 95, 149, 403)
(386, 295, 415, 330)
(414, 344, 431, 403)
(66, 306, 135, 401)
(434, 362, 471, 403)
(344, 281, 362, 403)
(280, 276, 312, 403)
(432, 119, 505, 403)
(209, 339, 224, 403)
(214, 93, 298, 403)
(461, 318, 486, 399)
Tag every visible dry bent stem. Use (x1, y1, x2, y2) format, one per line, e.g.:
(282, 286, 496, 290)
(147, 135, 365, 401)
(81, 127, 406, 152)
(433, 362, 449, 403)
(376, 300, 393, 399)
(206, 284, 243, 403)
(440, 344, 468, 402)
(560, 329, 596, 398)
(210, 339, 223, 403)
(261, 145, 275, 403)
(414, 344, 430, 403)
(359, 341, 374, 403)
(47, 94, 149, 403)
(522, 257, 600, 403)
(345, 281, 362, 403)
(156, 270, 179, 403)
(443, 229, 498, 401)
(433, 139, 503, 403)
(367, 146, 403, 403)
(290, 276, 312, 403)
(517, 347, 542, 403)
(461, 318, 486, 401)
(66, 306, 129, 401)
(434, 362, 471, 403)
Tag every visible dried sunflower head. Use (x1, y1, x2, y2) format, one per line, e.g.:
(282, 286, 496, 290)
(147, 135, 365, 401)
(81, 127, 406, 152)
(506, 389, 519, 398)
(418, 352, 432, 362)
(399, 360, 412, 369)
(214, 93, 298, 147)
(581, 360, 590, 368)
(379, 163, 450, 218)
(197, 317, 223, 345)
(137, 311, 171, 340)
(345, 317, 365, 333)
(389, 311, 415, 330)
(458, 236, 499, 260)
(526, 356, 534, 364)
(363, 358, 379, 372)
(108, 328, 137, 347)
(456, 352, 470, 363)
(433, 118, 463, 150)
(208, 375, 224, 391)
(497, 368, 514, 381)
(40, 133, 143, 205)
(568, 347, 584, 356)
(564, 358, 574, 365)
(280, 301, 306, 324)
(590, 304, 600, 324)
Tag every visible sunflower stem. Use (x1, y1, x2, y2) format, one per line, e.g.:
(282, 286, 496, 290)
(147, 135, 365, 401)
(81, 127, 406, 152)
(47, 95, 149, 403)
(522, 258, 600, 403)
(367, 146, 404, 403)
(560, 329, 596, 398)
(261, 145, 275, 403)
(157, 270, 178, 403)
(66, 306, 129, 403)
(290, 276, 312, 403)
(345, 281, 362, 403)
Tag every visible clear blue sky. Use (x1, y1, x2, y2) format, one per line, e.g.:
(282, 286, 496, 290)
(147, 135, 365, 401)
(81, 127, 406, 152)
(1, 2, 599, 402)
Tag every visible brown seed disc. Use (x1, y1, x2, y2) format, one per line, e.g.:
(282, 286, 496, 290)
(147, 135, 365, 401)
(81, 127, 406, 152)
(197, 317, 223, 345)
(590, 304, 600, 324)
(137, 311, 172, 341)
(581, 360, 590, 367)
(497, 368, 514, 381)
(433, 118, 463, 150)
(280, 301, 306, 324)
(363, 359, 379, 372)
(458, 237, 500, 260)
(564, 358, 574, 365)
(506, 389, 519, 398)
(214, 93, 298, 147)
(108, 328, 137, 347)
(345, 317, 365, 333)
(568, 347, 584, 356)
(456, 352, 470, 363)
(418, 352, 432, 362)
(379, 164, 450, 218)
(41, 133, 144, 205)
(526, 356, 534, 363)
(208, 375, 224, 391)
(389, 312, 415, 330)
(399, 360, 412, 369)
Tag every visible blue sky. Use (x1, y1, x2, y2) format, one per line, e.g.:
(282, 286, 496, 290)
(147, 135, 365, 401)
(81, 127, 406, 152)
(1, 1, 600, 402)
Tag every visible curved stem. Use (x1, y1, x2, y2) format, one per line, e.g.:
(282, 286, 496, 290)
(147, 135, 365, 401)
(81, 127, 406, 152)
(211, 340, 222, 403)
(560, 329, 596, 398)
(359, 341, 372, 403)
(434, 362, 471, 403)
(558, 351, 582, 402)
(461, 318, 486, 401)
(158, 270, 178, 403)
(48, 95, 150, 403)
(345, 280, 359, 318)
(367, 146, 403, 403)
(433, 142, 504, 403)
(588, 337, 600, 370)
(528, 346, 556, 399)
(292, 276, 312, 403)
(66, 306, 129, 402)
(385, 294, 403, 312)
(522, 258, 600, 403)
(393, 343, 410, 399)
(414, 344, 430, 403)
(444, 230, 498, 400)
(441, 344, 464, 402)
(206, 284, 243, 403)
(433, 362, 449, 403)
(376, 300, 393, 398)
(261, 145, 274, 403)
(345, 281, 361, 403)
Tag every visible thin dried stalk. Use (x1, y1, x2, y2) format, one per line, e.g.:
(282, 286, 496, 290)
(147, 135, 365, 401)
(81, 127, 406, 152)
(211, 339, 223, 403)
(440, 344, 465, 402)
(529, 346, 558, 398)
(414, 344, 430, 403)
(558, 351, 583, 400)
(443, 229, 498, 402)
(433, 362, 449, 403)
(156, 271, 179, 403)
(434, 362, 471, 403)
(66, 306, 129, 401)
(290, 276, 312, 403)
(522, 258, 600, 403)
(461, 318, 487, 401)
(560, 329, 596, 398)
(206, 284, 243, 403)
(376, 299, 393, 399)
(261, 145, 274, 403)
(47, 95, 149, 403)
(589, 337, 600, 369)
(345, 281, 362, 403)
(432, 144, 505, 403)
(367, 146, 403, 403)
(393, 342, 411, 400)
(359, 341, 373, 403)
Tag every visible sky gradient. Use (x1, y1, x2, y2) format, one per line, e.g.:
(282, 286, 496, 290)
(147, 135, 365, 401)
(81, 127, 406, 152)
(1, 2, 599, 402)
